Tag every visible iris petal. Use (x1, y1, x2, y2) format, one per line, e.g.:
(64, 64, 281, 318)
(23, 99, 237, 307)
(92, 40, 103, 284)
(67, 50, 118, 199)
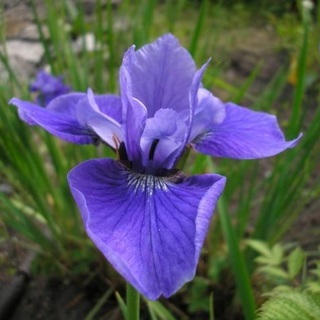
(93, 94, 122, 123)
(120, 47, 148, 167)
(140, 108, 187, 169)
(68, 158, 226, 300)
(9, 96, 95, 144)
(190, 88, 226, 142)
(162, 60, 210, 169)
(76, 89, 124, 148)
(46, 93, 85, 116)
(30, 70, 72, 106)
(193, 102, 302, 159)
(123, 34, 196, 117)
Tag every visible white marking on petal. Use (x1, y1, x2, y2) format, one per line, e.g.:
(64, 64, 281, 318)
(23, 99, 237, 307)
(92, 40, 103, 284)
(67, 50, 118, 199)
(126, 172, 170, 195)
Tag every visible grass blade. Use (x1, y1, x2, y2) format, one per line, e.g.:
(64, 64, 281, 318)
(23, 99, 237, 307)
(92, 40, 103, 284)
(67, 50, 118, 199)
(208, 159, 256, 320)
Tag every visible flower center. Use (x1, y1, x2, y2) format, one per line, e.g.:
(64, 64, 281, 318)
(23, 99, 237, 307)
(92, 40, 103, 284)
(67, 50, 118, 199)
(116, 138, 183, 177)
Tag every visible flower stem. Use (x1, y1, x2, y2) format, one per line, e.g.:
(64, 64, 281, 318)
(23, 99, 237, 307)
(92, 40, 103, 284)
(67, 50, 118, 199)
(126, 283, 140, 320)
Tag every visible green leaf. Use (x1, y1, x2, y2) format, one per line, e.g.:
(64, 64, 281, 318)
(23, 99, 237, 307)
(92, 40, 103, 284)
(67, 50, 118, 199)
(188, 277, 210, 313)
(271, 285, 293, 292)
(306, 282, 320, 293)
(85, 288, 114, 320)
(146, 300, 176, 320)
(255, 256, 276, 266)
(287, 247, 305, 279)
(257, 266, 290, 280)
(257, 290, 320, 320)
(115, 291, 127, 319)
(271, 244, 284, 265)
(246, 240, 272, 258)
(310, 262, 320, 278)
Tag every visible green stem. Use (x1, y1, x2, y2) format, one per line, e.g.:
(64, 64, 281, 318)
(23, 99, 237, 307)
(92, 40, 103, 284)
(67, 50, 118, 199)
(126, 283, 140, 320)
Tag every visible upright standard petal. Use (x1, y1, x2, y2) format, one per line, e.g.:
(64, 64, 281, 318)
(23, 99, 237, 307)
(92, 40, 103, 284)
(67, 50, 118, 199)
(68, 158, 226, 300)
(192, 102, 302, 159)
(10, 95, 97, 144)
(123, 34, 196, 117)
(162, 60, 210, 169)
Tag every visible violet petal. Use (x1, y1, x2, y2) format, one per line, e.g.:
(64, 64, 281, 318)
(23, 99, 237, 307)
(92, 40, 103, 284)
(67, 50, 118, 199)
(140, 108, 187, 169)
(124, 34, 196, 117)
(163, 60, 210, 169)
(10, 96, 95, 144)
(76, 89, 124, 148)
(189, 88, 226, 142)
(68, 158, 226, 299)
(30, 70, 72, 106)
(193, 102, 302, 159)
(120, 47, 148, 167)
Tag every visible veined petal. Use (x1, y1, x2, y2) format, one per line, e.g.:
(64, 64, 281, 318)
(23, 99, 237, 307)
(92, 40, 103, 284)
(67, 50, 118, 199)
(9, 96, 96, 144)
(68, 158, 226, 300)
(193, 102, 302, 159)
(93, 94, 122, 123)
(14, 93, 84, 125)
(124, 34, 196, 117)
(76, 89, 124, 148)
(46, 93, 86, 116)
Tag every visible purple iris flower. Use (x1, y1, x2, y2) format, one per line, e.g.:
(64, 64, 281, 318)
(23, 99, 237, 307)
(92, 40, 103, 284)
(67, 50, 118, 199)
(30, 70, 72, 106)
(10, 34, 301, 300)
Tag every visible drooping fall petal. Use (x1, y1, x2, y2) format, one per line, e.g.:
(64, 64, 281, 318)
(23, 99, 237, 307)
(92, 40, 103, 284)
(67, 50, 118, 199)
(192, 102, 302, 159)
(10, 95, 95, 144)
(68, 158, 226, 300)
